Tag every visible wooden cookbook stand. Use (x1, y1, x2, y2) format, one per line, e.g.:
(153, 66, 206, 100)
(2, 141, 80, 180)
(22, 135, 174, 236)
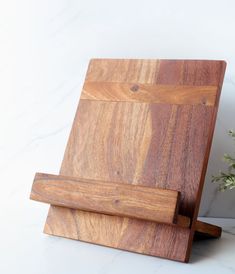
(30, 59, 226, 262)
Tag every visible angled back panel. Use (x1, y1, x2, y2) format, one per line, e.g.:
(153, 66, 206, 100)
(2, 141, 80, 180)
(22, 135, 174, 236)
(44, 59, 226, 262)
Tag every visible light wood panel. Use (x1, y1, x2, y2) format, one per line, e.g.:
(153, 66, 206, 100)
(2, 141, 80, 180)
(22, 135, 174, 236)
(81, 82, 217, 106)
(43, 59, 226, 262)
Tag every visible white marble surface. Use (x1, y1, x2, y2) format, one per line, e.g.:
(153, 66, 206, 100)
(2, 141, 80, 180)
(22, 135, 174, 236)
(0, 0, 235, 273)
(0, 215, 235, 273)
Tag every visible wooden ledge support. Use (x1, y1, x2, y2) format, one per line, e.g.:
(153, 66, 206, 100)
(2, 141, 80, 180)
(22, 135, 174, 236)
(30, 173, 190, 227)
(194, 220, 222, 239)
(30, 173, 222, 238)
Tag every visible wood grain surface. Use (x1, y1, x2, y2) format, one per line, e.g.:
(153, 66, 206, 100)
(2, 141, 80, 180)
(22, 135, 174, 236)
(31, 173, 184, 225)
(195, 220, 222, 239)
(81, 82, 217, 106)
(44, 59, 226, 262)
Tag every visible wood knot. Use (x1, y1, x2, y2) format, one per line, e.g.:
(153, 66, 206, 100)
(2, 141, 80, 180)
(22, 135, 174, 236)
(201, 99, 207, 105)
(114, 199, 120, 205)
(130, 84, 139, 92)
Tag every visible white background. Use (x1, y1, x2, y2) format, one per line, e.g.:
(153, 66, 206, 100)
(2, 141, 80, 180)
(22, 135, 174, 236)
(0, 0, 235, 273)
(1, 0, 234, 217)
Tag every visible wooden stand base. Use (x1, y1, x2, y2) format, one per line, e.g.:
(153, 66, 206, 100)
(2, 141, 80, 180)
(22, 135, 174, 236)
(30, 59, 226, 262)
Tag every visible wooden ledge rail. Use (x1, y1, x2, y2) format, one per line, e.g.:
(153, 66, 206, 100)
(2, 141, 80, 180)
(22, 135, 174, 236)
(30, 173, 190, 227)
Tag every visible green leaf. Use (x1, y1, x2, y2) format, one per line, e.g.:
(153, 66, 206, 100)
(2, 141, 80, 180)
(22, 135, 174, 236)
(211, 129, 235, 191)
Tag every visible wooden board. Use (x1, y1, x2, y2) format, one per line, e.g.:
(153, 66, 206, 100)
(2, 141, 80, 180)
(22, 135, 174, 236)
(31, 173, 186, 225)
(44, 59, 226, 262)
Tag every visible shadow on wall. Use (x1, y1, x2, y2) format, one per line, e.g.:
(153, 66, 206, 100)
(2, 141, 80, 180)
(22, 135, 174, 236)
(200, 76, 235, 218)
